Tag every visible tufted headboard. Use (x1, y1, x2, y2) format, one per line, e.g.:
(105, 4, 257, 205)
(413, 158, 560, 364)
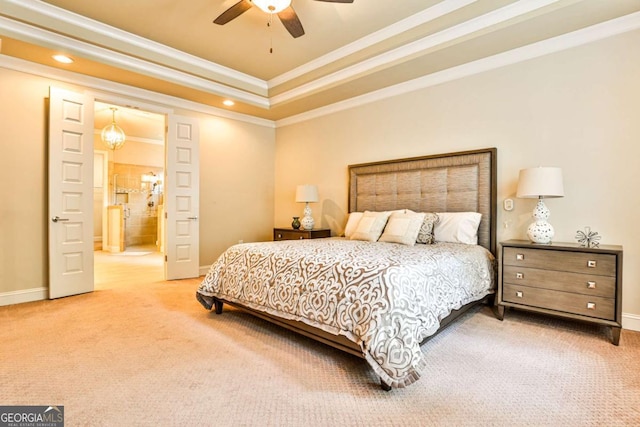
(348, 148, 497, 255)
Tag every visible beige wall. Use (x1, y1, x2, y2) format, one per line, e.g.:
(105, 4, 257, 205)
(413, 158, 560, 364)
(0, 67, 275, 295)
(275, 30, 640, 323)
(194, 111, 275, 263)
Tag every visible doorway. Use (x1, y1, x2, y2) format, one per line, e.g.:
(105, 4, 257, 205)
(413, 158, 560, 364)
(93, 101, 166, 286)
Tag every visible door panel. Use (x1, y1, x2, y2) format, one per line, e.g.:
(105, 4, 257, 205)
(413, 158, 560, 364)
(48, 87, 94, 298)
(165, 115, 199, 280)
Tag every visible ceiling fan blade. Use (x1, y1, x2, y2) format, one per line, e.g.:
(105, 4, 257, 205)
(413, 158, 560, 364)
(278, 6, 305, 38)
(313, 0, 354, 3)
(213, 0, 252, 25)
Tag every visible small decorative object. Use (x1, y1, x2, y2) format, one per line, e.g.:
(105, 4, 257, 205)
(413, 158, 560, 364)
(291, 216, 301, 229)
(516, 167, 564, 244)
(295, 184, 319, 230)
(576, 226, 601, 248)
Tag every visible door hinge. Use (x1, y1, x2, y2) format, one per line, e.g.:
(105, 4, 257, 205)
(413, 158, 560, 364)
(165, 255, 168, 262)
(165, 212, 168, 219)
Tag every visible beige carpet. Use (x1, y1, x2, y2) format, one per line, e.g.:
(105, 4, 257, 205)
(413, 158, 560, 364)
(1, 252, 639, 426)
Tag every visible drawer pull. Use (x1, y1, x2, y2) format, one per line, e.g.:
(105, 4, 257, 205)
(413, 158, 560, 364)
(515, 291, 523, 298)
(299, 236, 304, 239)
(516, 253, 525, 261)
(587, 260, 597, 268)
(515, 272, 524, 279)
(587, 302, 596, 310)
(277, 234, 282, 239)
(587, 281, 597, 289)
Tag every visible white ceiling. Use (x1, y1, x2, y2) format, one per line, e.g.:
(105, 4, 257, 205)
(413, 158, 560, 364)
(1, 0, 640, 125)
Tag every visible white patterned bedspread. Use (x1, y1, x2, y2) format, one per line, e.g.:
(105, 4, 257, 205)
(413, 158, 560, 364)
(196, 238, 496, 387)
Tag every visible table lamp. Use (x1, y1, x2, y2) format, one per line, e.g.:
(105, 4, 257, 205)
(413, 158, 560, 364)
(516, 167, 564, 244)
(295, 185, 319, 230)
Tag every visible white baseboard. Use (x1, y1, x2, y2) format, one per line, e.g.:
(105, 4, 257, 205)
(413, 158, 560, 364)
(0, 287, 47, 306)
(622, 313, 640, 332)
(199, 265, 210, 277)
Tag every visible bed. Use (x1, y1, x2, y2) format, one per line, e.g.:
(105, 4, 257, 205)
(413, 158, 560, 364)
(197, 148, 498, 389)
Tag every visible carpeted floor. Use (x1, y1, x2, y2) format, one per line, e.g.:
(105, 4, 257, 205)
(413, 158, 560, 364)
(1, 252, 639, 426)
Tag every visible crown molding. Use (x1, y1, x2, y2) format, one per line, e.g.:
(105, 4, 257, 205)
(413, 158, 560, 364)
(1, 0, 268, 94)
(0, 0, 560, 110)
(0, 54, 276, 128)
(267, 0, 477, 88)
(0, 16, 270, 109)
(270, 0, 560, 106)
(276, 11, 640, 127)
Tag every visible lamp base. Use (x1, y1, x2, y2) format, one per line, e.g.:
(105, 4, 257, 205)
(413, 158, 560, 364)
(301, 216, 315, 230)
(527, 220, 554, 244)
(526, 199, 555, 244)
(301, 203, 314, 230)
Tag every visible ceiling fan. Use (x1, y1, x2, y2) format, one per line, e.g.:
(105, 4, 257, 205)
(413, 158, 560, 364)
(213, 0, 354, 39)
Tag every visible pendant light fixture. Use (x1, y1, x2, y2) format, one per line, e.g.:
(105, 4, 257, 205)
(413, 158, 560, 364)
(101, 107, 126, 150)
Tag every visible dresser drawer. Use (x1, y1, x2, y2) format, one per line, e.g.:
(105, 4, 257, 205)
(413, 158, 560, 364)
(273, 228, 331, 241)
(274, 230, 308, 240)
(503, 265, 616, 298)
(503, 247, 616, 276)
(503, 283, 615, 320)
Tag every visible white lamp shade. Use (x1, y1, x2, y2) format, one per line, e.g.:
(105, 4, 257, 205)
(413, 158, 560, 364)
(516, 167, 564, 199)
(295, 185, 319, 203)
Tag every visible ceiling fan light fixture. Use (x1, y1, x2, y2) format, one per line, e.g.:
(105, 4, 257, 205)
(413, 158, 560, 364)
(252, 0, 291, 14)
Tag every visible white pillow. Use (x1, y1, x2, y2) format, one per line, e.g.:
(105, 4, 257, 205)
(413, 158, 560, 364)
(434, 212, 482, 245)
(344, 210, 406, 238)
(344, 212, 363, 238)
(379, 211, 426, 246)
(349, 211, 392, 242)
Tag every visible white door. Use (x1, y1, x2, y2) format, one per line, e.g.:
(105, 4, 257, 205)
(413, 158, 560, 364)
(165, 115, 199, 280)
(48, 87, 94, 298)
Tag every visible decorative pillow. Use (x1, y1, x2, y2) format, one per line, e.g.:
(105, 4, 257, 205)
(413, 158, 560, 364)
(344, 212, 363, 238)
(416, 213, 440, 244)
(434, 212, 482, 245)
(349, 211, 392, 242)
(379, 211, 426, 246)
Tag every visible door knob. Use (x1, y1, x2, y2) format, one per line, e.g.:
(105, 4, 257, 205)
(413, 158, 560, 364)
(51, 216, 69, 222)
(188, 216, 198, 220)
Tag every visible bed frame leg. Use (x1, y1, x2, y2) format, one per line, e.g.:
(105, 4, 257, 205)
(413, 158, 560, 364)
(380, 379, 391, 391)
(213, 298, 224, 314)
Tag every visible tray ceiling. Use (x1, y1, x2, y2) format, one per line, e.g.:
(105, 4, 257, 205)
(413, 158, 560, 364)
(1, 0, 639, 123)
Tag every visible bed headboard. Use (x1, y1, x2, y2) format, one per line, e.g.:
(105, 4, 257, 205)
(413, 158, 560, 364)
(348, 148, 497, 255)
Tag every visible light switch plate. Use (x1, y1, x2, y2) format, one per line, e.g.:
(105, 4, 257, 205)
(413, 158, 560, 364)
(504, 198, 514, 211)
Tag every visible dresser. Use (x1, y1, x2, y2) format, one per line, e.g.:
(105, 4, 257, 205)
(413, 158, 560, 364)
(498, 239, 623, 345)
(273, 228, 331, 241)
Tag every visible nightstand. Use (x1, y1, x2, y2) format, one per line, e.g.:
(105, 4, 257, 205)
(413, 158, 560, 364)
(273, 228, 331, 241)
(498, 239, 623, 345)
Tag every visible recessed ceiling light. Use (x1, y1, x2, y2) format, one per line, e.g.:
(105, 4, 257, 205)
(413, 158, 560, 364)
(223, 100, 235, 107)
(53, 55, 74, 64)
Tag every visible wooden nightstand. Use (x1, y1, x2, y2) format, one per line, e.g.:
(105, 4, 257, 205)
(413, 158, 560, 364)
(273, 228, 331, 241)
(498, 239, 623, 345)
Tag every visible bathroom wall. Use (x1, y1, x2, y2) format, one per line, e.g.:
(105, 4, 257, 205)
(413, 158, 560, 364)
(93, 137, 165, 251)
(111, 163, 163, 248)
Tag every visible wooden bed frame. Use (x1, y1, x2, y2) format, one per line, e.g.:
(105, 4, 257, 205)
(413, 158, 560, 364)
(212, 148, 498, 390)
